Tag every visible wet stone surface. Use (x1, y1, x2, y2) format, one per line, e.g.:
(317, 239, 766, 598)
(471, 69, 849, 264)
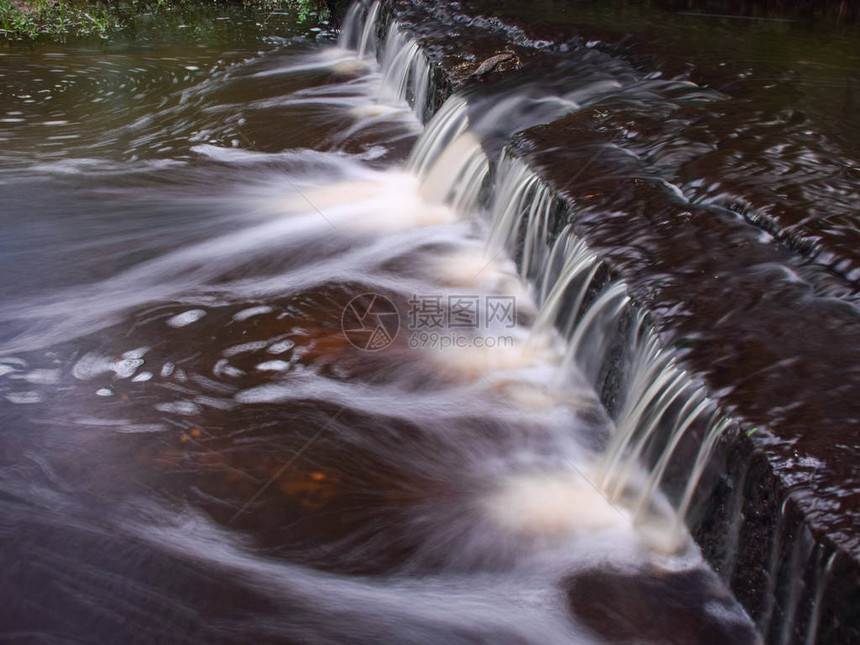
(507, 86, 860, 557)
(566, 565, 761, 644)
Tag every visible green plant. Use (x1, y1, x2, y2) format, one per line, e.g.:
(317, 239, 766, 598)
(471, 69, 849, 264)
(0, 0, 328, 41)
(0, 0, 124, 40)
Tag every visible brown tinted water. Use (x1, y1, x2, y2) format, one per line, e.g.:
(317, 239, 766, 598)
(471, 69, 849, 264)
(4, 1, 853, 642)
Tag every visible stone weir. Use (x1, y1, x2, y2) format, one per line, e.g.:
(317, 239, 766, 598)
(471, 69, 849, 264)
(336, 1, 860, 642)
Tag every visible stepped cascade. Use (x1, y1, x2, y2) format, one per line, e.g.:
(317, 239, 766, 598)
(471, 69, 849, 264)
(0, 1, 857, 643)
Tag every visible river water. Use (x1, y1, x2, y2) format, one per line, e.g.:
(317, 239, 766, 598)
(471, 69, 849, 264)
(0, 4, 768, 643)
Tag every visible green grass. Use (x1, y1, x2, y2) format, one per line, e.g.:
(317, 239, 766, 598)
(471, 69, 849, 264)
(0, 0, 122, 39)
(0, 0, 327, 41)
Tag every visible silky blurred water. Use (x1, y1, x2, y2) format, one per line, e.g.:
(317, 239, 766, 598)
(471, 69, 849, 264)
(0, 4, 764, 643)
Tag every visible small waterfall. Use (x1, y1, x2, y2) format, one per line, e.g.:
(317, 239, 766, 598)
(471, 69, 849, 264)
(379, 24, 431, 120)
(409, 96, 489, 213)
(482, 152, 736, 533)
(338, 0, 433, 121)
(804, 551, 836, 645)
(485, 155, 541, 260)
(341, 0, 742, 562)
(337, 2, 361, 49)
(400, 100, 736, 531)
(357, 1, 381, 58)
(339, 0, 381, 58)
(0, 2, 840, 641)
(337, 0, 379, 56)
(418, 132, 489, 213)
(528, 232, 598, 342)
(408, 96, 470, 175)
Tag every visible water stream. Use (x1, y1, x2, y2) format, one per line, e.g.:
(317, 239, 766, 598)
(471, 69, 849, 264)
(0, 2, 773, 642)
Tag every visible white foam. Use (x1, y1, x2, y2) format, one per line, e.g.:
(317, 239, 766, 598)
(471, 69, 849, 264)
(349, 103, 401, 119)
(482, 471, 629, 539)
(115, 423, 167, 434)
(155, 400, 201, 416)
(429, 249, 507, 287)
(233, 306, 273, 321)
(224, 341, 268, 357)
(286, 173, 458, 232)
(431, 339, 555, 376)
(6, 391, 44, 404)
(22, 368, 60, 385)
(492, 380, 588, 412)
(167, 309, 207, 328)
(268, 340, 295, 354)
(256, 360, 290, 372)
(331, 58, 368, 75)
(72, 352, 143, 380)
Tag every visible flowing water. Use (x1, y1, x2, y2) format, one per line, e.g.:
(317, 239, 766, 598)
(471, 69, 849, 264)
(0, 3, 774, 643)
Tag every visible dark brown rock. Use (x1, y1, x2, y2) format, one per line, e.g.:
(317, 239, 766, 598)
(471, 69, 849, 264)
(566, 566, 761, 644)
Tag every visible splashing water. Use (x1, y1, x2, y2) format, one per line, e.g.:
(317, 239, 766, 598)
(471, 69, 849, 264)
(0, 2, 761, 642)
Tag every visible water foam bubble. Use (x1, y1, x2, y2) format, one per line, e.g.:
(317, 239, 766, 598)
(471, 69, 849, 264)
(482, 471, 628, 539)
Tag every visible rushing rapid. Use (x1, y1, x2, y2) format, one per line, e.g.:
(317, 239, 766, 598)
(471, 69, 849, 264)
(0, 3, 766, 643)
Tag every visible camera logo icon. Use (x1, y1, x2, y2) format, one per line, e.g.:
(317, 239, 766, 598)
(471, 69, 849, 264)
(341, 293, 400, 351)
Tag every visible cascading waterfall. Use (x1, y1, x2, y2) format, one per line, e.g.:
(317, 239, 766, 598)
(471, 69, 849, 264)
(340, 0, 431, 121)
(407, 95, 470, 175)
(5, 0, 737, 549)
(339, 0, 381, 58)
(405, 95, 489, 214)
(342, 1, 716, 538)
(6, 0, 853, 639)
(0, 0, 777, 641)
(481, 153, 738, 536)
(349, 0, 740, 537)
(379, 24, 430, 120)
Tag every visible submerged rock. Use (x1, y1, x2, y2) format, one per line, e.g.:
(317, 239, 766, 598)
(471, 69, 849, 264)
(566, 566, 762, 644)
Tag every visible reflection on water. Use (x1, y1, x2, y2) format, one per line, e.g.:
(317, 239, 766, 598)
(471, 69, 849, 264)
(0, 4, 761, 644)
